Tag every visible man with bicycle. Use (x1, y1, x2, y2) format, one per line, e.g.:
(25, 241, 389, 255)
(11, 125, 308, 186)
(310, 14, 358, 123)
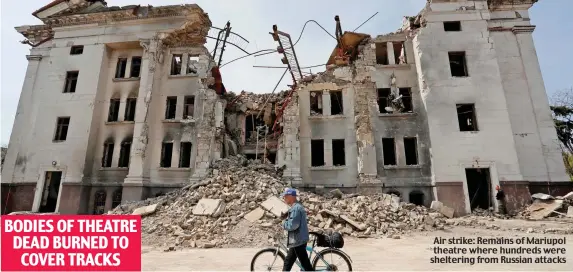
(281, 188, 314, 271)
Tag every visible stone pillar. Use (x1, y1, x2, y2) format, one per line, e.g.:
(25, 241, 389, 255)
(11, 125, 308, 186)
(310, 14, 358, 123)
(354, 84, 379, 181)
(2, 55, 43, 183)
(324, 139, 333, 166)
(322, 90, 331, 116)
(123, 37, 164, 200)
(281, 93, 302, 185)
(189, 88, 220, 183)
(387, 42, 396, 65)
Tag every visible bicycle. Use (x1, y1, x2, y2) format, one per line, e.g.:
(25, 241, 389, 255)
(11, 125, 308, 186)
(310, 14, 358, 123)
(250, 230, 353, 271)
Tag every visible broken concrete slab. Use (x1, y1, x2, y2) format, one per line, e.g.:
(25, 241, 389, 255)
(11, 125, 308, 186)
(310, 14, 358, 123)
(132, 204, 158, 216)
(340, 215, 367, 231)
(192, 199, 223, 216)
(531, 193, 554, 200)
(430, 201, 454, 218)
(244, 207, 265, 223)
(568, 206, 573, 218)
(260, 196, 289, 217)
(526, 199, 563, 220)
(561, 191, 573, 200)
(319, 209, 340, 218)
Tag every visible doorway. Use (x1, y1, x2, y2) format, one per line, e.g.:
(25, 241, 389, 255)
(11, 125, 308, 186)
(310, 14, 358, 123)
(465, 168, 492, 211)
(39, 171, 62, 213)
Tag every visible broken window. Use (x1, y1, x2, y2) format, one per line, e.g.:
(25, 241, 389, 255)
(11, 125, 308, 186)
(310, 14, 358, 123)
(245, 115, 266, 142)
(107, 99, 120, 122)
(130, 57, 142, 78)
(393, 42, 406, 64)
(115, 58, 127, 78)
(111, 189, 122, 209)
(399, 88, 413, 112)
(187, 55, 199, 74)
(375, 43, 389, 65)
(171, 54, 182, 75)
(63, 71, 79, 93)
(409, 191, 424, 206)
(311, 139, 325, 167)
(102, 142, 114, 168)
(456, 104, 478, 131)
(310, 91, 323, 115)
(70, 45, 84, 55)
(404, 137, 418, 165)
(382, 138, 396, 166)
(183, 96, 195, 119)
(330, 91, 343, 115)
(124, 98, 137, 121)
(118, 140, 131, 168)
(179, 142, 192, 168)
(93, 190, 106, 215)
(160, 142, 173, 168)
(449, 52, 468, 77)
(53, 117, 70, 142)
(332, 139, 345, 166)
(377, 88, 391, 113)
(165, 96, 177, 120)
(444, 21, 461, 32)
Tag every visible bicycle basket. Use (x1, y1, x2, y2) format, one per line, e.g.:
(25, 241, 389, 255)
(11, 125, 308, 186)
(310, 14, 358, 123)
(316, 231, 344, 248)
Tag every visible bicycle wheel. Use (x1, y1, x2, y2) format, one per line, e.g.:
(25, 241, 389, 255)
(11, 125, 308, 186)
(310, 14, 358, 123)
(312, 248, 352, 271)
(250, 248, 286, 271)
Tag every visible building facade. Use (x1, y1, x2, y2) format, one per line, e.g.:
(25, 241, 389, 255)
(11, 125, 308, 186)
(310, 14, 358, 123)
(1, 1, 225, 215)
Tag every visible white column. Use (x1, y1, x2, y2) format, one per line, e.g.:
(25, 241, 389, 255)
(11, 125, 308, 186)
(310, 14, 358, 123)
(322, 90, 331, 116)
(387, 42, 396, 65)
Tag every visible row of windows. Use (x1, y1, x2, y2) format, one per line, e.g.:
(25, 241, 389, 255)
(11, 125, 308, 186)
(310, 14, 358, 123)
(93, 189, 122, 215)
(108, 98, 137, 122)
(100, 140, 193, 169)
(310, 89, 414, 116)
(165, 96, 195, 120)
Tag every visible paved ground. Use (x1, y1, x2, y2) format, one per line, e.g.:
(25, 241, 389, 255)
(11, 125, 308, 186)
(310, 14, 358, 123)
(142, 222, 573, 271)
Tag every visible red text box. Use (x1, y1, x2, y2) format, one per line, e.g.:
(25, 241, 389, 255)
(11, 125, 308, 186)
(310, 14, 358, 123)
(1, 215, 141, 271)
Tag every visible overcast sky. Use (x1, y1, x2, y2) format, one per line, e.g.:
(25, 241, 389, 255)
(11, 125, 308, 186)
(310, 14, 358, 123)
(1, 0, 572, 146)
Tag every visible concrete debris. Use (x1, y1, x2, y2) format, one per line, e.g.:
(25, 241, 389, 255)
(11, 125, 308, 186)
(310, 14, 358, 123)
(568, 206, 573, 218)
(558, 191, 573, 200)
(523, 199, 564, 220)
(430, 201, 454, 218)
(531, 193, 554, 200)
(111, 155, 451, 248)
(132, 204, 158, 216)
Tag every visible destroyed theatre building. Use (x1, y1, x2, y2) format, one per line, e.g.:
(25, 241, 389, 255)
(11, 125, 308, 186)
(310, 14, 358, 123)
(2, 0, 571, 216)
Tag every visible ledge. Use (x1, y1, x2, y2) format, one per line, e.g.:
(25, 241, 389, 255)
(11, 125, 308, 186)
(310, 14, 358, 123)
(168, 74, 198, 79)
(383, 165, 422, 170)
(378, 112, 416, 118)
(374, 64, 412, 70)
(162, 118, 197, 124)
(105, 121, 135, 125)
(157, 168, 192, 172)
(112, 77, 140, 82)
(308, 115, 347, 120)
(310, 166, 347, 171)
(99, 167, 129, 171)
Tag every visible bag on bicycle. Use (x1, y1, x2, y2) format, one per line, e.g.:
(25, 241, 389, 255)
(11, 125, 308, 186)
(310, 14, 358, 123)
(317, 230, 344, 248)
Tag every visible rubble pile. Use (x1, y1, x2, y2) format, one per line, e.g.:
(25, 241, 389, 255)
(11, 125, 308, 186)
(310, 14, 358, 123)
(111, 155, 449, 249)
(519, 192, 573, 220)
(224, 90, 289, 113)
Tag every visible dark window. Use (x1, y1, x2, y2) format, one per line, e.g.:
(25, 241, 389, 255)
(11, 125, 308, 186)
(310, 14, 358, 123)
(160, 142, 173, 168)
(399, 88, 413, 112)
(165, 96, 177, 119)
(171, 54, 182, 75)
(449, 52, 468, 77)
(404, 137, 418, 165)
(409, 191, 424, 206)
(93, 190, 107, 215)
(115, 58, 127, 78)
(332, 139, 345, 166)
(102, 142, 114, 168)
(183, 96, 195, 119)
(311, 139, 325, 167)
(456, 104, 478, 131)
(130, 57, 142, 78)
(111, 189, 122, 209)
(54, 117, 70, 141)
(310, 91, 323, 115)
(444, 21, 462, 32)
(376, 43, 389, 65)
(179, 142, 192, 168)
(187, 55, 199, 74)
(330, 91, 343, 115)
(118, 140, 131, 168)
(382, 138, 396, 166)
(393, 42, 406, 64)
(377, 88, 391, 113)
(63, 71, 79, 93)
(124, 98, 137, 121)
(107, 99, 120, 122)
(70, 45, 84, 55)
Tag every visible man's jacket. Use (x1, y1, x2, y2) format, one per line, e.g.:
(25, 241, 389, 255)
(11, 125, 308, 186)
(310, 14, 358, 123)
(282, 201, 309, 248)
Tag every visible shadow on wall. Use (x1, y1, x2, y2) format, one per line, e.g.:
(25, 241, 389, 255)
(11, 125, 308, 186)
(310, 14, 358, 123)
(1, 146, 6, 170)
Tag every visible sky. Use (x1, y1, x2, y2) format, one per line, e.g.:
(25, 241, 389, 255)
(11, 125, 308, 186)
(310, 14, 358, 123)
(1, 0, 572, 146)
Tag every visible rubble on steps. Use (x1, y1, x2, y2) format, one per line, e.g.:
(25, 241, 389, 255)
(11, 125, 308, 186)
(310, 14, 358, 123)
(518, 192, 573, 220)
(110, 155, 449, 249)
